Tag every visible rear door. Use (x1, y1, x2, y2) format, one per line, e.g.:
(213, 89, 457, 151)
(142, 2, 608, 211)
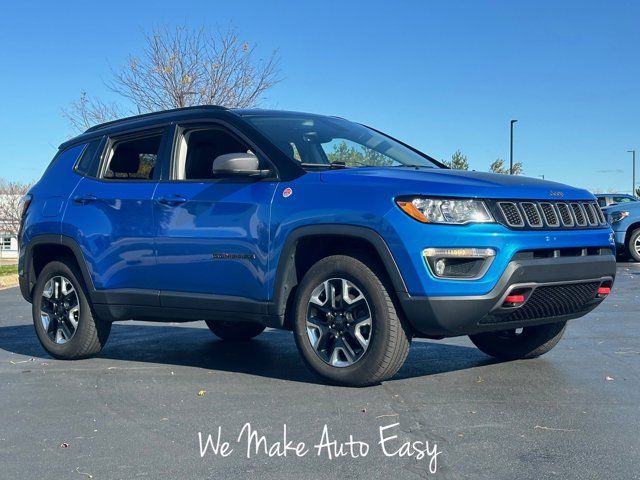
(152, 123, 278, 310)
(62, 128, 170, 305)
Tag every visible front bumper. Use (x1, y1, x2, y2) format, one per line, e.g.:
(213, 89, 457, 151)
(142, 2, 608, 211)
(399, 253, 616, 337)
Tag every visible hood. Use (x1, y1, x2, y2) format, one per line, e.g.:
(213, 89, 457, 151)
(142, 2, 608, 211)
(603, 200, 640, 213)
(319, 167, 594, 201)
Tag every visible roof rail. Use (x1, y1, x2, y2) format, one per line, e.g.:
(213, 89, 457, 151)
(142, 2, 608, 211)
(84, 105, 228, 133)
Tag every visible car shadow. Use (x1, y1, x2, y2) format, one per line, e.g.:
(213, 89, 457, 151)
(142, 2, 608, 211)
(0, 322, 498, 386)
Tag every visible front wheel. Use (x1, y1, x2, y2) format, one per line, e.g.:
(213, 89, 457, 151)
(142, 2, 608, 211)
(293, 255, 411, 387)
(469, 321, 567, 360)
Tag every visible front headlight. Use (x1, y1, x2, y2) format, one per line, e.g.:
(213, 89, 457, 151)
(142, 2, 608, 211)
(396, 197, 494, 225)
(609, 211, 629, 223)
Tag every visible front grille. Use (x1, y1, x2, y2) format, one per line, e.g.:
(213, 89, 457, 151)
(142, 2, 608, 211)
(481, 281, 601, 324)
(570, 203, 587, 226)
(583, 203, 596, 225)
(539, 202, 559, 227)
(497, 202, 524, 227)
(493, 200, 606, 230)
(556, 203, 574, 226)
(521, 202, 542, 227)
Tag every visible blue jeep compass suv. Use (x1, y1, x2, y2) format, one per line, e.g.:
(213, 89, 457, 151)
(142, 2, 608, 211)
(18, 106, 616, 386)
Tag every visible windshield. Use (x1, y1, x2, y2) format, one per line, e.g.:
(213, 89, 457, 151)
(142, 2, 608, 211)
(244, 114, 441, 169)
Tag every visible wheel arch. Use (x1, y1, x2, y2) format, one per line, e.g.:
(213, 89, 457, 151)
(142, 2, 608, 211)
(270, 225, 408, 327)
(20, 235, 95, 303)
(625, 222, 640, 259)
(625, 222, 640, 243)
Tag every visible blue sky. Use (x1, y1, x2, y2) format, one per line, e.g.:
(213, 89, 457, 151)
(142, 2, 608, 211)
(0, 0, 638, 192)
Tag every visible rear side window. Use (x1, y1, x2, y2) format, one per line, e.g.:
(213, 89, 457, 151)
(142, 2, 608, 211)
(613, 196, 634, 204)
(102, 133, 162, 180)
(75, 140, 102, 178)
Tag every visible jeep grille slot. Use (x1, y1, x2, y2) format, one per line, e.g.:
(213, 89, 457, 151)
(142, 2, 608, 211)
(493, 200, 606, 230)
(520, 202, 543, 227)
(539, 202, 559, 227)
(584, 203, 599, 226)
(497, 202, 524, 227)
(556, 203, 574, 227)
(594, 204, 606, 224)
(570, 203, 587, 226)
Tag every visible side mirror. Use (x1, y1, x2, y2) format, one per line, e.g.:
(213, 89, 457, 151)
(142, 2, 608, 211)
(212, 153, 270, 178)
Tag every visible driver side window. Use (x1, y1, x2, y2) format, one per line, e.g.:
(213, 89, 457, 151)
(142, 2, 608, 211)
(174, 127, 263, 180)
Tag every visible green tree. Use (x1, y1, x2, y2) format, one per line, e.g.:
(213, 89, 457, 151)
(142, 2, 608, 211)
(327, 141, 365, 166)
(363, 148, 394, 167)
(443, 150, 469, 170)
(326, 141, 394, 167)
(489, 157, 523, 175)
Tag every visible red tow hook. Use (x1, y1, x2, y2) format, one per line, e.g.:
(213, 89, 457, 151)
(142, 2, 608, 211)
(597, 286, 611, 297)
(503, 294, 526, 307)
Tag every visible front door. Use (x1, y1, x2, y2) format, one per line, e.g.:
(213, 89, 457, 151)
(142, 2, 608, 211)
(152, 124, 277, 310)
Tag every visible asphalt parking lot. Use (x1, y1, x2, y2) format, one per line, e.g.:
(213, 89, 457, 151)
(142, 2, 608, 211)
(1, 263, 639, 480)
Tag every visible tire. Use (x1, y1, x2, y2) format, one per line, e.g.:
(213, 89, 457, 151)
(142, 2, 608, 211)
(32, 259, 111, 359)
(292, 255, 411, 387)
(469, 321, 567, 360)
(205, 320, 266, 341)
(626, 228, 640, 262)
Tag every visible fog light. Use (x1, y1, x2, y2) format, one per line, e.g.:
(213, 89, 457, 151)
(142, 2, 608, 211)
(423, 247, 496, 258)
(423, 247, 496, 279)
(435, 259, 446, 276)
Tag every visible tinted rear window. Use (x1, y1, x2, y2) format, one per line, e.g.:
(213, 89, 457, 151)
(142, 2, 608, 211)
(75, 140, 102, 178)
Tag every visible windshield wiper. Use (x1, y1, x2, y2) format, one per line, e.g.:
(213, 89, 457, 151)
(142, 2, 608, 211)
(392, 164, 435, 169)
(299, 162, 350, 170)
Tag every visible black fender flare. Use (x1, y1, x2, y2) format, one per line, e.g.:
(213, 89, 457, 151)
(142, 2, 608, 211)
(268, 224, 408, 317)
(20, 234, 97, 303)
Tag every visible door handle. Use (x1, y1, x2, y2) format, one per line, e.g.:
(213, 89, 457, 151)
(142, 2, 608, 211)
(72, 194, 97, 205)
(156, 195, 187, 206)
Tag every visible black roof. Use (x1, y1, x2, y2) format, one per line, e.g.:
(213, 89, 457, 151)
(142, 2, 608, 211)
(59, 105, 233, 149)
(83, 105, 228, 133)
(59, 105, 442, 168)
(59, 106, 331, 149)
(83, 106, 328, 135)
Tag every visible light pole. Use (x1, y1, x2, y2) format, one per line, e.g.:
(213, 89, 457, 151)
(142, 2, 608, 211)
(510, 120, 518, 175)
(628, 150, 636, 196)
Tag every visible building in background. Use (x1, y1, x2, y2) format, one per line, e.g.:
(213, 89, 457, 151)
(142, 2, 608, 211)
(0, 194, 20, 261)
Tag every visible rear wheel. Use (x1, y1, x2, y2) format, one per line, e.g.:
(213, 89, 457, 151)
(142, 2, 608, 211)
(293, 255, 411, 387)
(469, 321, 567, 360)
(204, 320, 265, 341)
(32, 259, 111, 359)
(626, 228, 640, 262)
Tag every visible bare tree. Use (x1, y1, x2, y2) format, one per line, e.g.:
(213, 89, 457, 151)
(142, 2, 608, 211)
(63, 93, 122, 135)
(0, 179, 33, 238)
(63, 26, 281, 133)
